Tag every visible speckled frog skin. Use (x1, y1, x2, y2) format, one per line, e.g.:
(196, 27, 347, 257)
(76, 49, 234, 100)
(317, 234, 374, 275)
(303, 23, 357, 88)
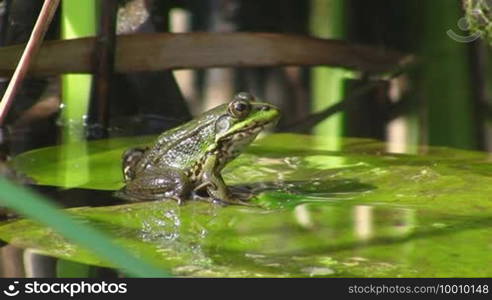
(116, 92, 280, 205)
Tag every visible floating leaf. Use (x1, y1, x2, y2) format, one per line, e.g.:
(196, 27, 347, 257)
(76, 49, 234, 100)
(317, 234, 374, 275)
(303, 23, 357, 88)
(10, 135, 154, 190)
(3, 134, 492, 277)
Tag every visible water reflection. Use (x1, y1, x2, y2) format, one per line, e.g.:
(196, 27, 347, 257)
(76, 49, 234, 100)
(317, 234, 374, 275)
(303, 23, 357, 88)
(354, 205, 373, 240)
(0, 198, 419, 277)
(199, 203, 417, 277)
(131, 202, 418, 276)
(2, 196, 492, 277)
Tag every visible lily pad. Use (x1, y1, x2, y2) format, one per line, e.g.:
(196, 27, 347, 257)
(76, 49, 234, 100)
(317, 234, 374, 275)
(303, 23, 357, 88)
(10, 135, 155, 190)
(2, 133, 492, 277)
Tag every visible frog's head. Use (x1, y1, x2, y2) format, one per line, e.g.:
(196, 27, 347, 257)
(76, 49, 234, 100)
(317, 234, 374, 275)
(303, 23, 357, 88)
(210, 92, 280, 159)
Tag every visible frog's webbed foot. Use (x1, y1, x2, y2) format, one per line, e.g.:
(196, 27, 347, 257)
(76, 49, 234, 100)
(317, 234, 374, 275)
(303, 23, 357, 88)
(191, 192, 256, 206)
(218, 197, 257, 207)
(228, 185, 255, 202)
(191, 182, 257, 207)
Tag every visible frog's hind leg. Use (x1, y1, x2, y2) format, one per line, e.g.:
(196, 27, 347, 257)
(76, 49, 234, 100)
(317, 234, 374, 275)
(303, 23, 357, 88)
(116, 168, 191, 204)
(122, 147, 148, 182)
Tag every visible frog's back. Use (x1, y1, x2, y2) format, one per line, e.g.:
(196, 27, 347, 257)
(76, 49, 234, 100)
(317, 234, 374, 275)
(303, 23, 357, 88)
(136, 105, 225, 172)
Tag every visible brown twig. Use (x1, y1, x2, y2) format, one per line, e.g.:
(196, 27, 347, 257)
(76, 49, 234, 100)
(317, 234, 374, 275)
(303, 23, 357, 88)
(0, 33, 416, 77)
(0, 0, 60, 125)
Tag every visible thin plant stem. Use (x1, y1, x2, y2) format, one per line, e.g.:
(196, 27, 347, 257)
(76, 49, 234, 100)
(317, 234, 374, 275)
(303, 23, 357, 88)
(0, 0, 60, 125)
(279, 82, 379, 133)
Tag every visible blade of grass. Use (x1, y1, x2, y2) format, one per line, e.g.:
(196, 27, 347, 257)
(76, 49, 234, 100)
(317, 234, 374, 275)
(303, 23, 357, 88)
(0, 178, 170, 277)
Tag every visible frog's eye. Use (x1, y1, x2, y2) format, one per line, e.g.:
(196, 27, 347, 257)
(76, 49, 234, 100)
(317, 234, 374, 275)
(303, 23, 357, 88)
(215, 115, 232, 134)
(228, 99, 251, 119)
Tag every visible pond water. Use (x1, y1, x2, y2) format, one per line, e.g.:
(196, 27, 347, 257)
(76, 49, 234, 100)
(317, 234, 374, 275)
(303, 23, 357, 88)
(0, 133, 491, 277)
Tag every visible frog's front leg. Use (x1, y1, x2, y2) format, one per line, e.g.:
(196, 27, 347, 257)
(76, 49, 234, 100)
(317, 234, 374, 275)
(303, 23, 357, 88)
(116, 168, 191, 204)
(194, 154, 252, 205)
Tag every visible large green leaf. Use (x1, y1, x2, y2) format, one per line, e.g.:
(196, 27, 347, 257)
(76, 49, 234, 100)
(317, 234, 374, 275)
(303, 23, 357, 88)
(10, 135, 154, 190)
(3, 134, 492, 277)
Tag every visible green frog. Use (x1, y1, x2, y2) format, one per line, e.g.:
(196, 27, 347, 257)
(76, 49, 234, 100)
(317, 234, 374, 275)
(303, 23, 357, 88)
(116, 92, 280, 205)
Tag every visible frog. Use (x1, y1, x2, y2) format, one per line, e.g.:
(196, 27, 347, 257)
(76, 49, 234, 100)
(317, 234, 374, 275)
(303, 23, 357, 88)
(116, 92, 280, 205)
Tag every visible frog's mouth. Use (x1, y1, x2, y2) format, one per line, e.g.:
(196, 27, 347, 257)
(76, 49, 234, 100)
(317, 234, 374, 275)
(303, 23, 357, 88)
(223, 122, 265, 141)
(229, 116, 278, 137)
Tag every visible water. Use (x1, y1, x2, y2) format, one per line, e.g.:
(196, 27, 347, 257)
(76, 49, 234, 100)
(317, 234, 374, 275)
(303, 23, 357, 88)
(0, 133, 491, 277)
